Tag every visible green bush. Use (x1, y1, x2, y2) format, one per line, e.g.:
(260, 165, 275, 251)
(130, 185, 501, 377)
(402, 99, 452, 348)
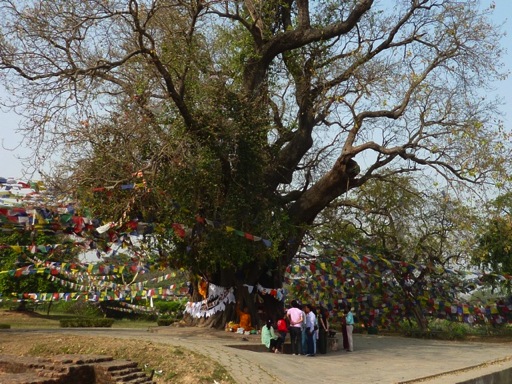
(67, 301, 102, 317)
(46, 300, 102, 317)
(157, 318, 174, 326)
(154, 299, 186, 314)
(138, 313, 159, 322)
(59, 318, 114, 328)
(449, 322, 469, 340)
(49, 300, 75, 313)
(0, 323, 10, 329)
(399, 318, 476, 340)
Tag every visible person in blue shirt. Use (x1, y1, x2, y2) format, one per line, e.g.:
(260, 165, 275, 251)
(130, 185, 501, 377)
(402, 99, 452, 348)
(344, 307, 354, 352)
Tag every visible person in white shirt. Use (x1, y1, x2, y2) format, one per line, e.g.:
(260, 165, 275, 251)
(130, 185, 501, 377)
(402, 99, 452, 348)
(303, 303, 317, 356)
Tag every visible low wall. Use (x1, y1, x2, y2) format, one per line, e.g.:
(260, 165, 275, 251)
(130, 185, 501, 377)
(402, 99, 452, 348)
(458, 367, 512, 384)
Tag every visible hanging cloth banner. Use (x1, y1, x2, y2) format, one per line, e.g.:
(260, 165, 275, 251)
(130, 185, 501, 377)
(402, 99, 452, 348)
(184, 283, 235, 318)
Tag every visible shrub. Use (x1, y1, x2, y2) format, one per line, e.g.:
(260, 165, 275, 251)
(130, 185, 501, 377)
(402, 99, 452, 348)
(68, 301, 103, 317)
(399, 318, 478, 340)
(49, 300, 75, 313)
(48, 300, 102, 317)
(154, 299, 186, 314)
(157, 318, 174, 326)
(449, 322, 469, 340)
(138, 313, 159, 322)
(59, 318, 115, 328)
(0, 323, 10, 329)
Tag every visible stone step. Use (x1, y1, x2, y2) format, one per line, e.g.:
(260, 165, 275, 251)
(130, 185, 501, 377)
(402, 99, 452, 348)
(0, 373, 60, 384)
(50, 354, 114, 365)
(35, 367, 67, 378)
(108, 367, 142, 375)
(111, 370, 150, 381)
(94, 360, 155, 384)
(114, 379, 155, 384)
(0, 354, 155, 384)
(98, 360, 139, 371)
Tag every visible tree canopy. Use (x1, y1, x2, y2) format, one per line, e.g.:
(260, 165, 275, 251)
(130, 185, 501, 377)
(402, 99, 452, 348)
(0, 0, 510, 324)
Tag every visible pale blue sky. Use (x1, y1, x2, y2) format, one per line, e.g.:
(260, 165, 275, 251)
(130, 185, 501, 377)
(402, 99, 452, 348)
(0, 0, 511, 180)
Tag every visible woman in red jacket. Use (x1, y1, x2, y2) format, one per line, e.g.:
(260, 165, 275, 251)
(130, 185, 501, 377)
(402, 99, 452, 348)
(276, 313, 289, 352)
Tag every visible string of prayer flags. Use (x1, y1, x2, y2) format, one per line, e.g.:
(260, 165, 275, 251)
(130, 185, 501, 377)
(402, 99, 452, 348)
(285, 248, 512, 327)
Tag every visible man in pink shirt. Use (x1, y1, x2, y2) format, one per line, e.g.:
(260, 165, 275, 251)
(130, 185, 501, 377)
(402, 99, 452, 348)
(286, 300, 304, 355)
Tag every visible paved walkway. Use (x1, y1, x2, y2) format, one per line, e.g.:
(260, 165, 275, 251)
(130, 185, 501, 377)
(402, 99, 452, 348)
(10, 327, 512, 384)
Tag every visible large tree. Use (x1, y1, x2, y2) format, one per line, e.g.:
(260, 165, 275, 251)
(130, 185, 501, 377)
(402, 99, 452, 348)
(0, 0, 509, 327)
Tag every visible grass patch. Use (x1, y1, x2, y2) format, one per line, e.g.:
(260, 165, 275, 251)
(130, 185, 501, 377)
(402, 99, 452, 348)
(0, 310, 155, 329)
(112, 318, 156, 328)
(0, 333, 235, 384)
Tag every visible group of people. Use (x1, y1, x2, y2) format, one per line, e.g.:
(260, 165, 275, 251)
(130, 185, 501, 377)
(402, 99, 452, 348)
(261, 300, 354, 356)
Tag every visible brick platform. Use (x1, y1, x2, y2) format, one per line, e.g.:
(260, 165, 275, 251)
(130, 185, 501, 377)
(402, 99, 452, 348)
(0, 354, 155, 384)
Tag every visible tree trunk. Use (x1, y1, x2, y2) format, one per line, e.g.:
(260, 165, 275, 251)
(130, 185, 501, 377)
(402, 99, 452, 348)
(46, 299, 53, 316)
(409, 301, 428, 332)
(184, 264, 286, 330)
